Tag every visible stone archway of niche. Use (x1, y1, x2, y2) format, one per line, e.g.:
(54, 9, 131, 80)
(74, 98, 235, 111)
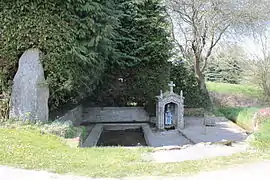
(164, 102, 179, 128)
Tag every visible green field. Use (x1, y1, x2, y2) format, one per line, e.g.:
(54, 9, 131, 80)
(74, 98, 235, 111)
(207, 82, 263, 98)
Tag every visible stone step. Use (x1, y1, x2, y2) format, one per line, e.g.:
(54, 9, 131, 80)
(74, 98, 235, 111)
(82, 124, 103, 147)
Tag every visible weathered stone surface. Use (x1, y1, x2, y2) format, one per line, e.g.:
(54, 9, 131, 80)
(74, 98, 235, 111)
(83, 107, 149, 123)
(55, 105, 83, 126)
(156, 81, 184, 130)
(9, 49, 49, 122)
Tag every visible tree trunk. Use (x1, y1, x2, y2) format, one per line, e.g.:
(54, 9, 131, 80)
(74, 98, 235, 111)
(194, 57, 213, 110)
(196, 71, 208, 96)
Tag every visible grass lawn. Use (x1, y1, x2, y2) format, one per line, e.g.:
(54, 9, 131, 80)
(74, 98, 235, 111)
(207, 82, 263, 98)
(0, 125, 270, 178)
(218, 107, 260, 131)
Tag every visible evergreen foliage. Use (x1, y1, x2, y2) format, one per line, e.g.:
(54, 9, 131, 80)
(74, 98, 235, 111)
(204, 45, 245, 84)
(0, 0, 118, 110)
(170, 63, 207, 108)
(91, 0, 173, 114)
(205, 58, 242, 84)
(1, 0, 207, 115)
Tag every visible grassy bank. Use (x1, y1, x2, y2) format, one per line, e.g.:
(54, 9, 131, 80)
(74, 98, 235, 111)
(218, 107, 260, 131)
(0, 124, 270, 178)
(207, 82, 266, 132)
(207, 82, 263, 98)
(252, 119, 270, 150)
(217, 106, 270, 150)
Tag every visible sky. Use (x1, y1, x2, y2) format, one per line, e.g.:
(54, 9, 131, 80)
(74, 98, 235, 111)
(240, 32, 269, 59)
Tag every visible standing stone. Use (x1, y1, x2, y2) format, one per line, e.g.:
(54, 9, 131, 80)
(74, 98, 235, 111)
(9, 49, 49, 122)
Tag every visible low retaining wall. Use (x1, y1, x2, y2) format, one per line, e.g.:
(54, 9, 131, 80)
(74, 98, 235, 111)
(83, 107, 150, 123)
(53, 105, 204, 125)
(184, 108, 205, 116)
(56, 105, 83, 125)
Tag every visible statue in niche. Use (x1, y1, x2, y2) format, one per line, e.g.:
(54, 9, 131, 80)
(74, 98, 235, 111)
(165, 105, 173, 125)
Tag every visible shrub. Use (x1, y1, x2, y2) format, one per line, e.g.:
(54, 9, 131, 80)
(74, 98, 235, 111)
(171, 63, 210, 108)
(0, 98, 9, 121)
(41, 120, 80, 138)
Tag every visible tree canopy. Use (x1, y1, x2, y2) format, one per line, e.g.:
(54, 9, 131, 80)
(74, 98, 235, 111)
(166, 0, 270, 98)
(89, 0, 173, 114)
(0, 0, 119, 110)
(1, 0, 269, 117)
(1, 0, 177, 115)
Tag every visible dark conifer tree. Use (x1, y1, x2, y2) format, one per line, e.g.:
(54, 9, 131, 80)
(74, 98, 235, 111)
(93, 0, 173, 114)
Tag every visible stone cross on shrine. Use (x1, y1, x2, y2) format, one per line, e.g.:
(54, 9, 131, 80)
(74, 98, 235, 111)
(168, 81, 175, 93)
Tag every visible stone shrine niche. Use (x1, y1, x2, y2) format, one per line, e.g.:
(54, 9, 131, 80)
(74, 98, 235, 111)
(156, 81, 184, 130)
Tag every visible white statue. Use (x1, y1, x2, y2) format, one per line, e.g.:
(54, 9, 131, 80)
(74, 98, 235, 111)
(165, 109, 173, 125)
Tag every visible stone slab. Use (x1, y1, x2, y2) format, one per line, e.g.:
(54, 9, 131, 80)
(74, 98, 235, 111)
(83, 107, 149, 123)
(82, 124, 103, 147)
(56, 105, 83, 126)
(181, 117, 248, 144)
(146, 129, 191, 147)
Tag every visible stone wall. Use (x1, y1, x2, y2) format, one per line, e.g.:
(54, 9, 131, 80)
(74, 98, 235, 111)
(83, 107, 150, 123)
(54, 106, 205, 126)
(56, 105, 83, 126)
(184, 108, 206, 117)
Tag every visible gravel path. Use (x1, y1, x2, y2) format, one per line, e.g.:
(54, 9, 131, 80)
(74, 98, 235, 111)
(1, 160, 270, 180)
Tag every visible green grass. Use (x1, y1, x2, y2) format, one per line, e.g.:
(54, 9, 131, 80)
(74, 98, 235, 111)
(252, 118, 270, 150)
(219, 107, 262, 131)
(252, 119, 270, 150)
(0, 125, 270, 178)
(218, 107, 260, 131)
(208, 82, 270, 150)
(207, 82, 263, 98)
(218, 106, 270, 150)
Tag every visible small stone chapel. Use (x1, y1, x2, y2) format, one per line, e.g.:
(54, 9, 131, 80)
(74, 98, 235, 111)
(156, 81, 184, 130)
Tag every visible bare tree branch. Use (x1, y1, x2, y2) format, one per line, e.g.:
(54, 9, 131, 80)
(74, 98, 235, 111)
(165, 0, 269, 96)
(201, 24, 230, 72)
